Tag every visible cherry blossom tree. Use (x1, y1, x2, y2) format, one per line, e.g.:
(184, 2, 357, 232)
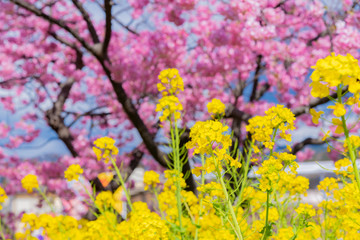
(1, 0, 360, 212)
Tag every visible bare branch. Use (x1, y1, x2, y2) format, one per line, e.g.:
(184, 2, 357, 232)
(67, 106, 112, 128)
(103, 0, 112, 58)
(291, 136, 338, 155)
(71, 0, 100, 44)
(292, 86, 348, 117)
(45, 77, 78, 157)
(250, 55, 263, 102)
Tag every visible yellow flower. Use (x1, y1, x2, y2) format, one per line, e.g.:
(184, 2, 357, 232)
(64, 164, 83, 181)
(93, 137, 119, 163)
(155, 95, 183, 122)
(95, 191, 114, 211)
(143, 170, 160, 191)
(295, 203, 316, 217)
(310, 53, 360, 96)
(328, 103, 346, 117)
(310, 81, 330, 98)
(0, 186, 7, 210)
(207, 98, 226, 116)
(186, 120, 231, 155)
(191, 167, 203, 177)
(21, 174, 39, 193)
(157, 68, 184, 96)
(318, 177, 338, 196)
(322, 130, 330, 141)
(332, 118, 344, 134)
(309, 108, 324, 124)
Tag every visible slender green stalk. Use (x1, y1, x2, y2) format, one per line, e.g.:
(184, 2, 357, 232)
(260, 128, 278, 240)
(337, 86, 360, 191)
(214, 163, 243, 240)
(170, 118, 184, 239)
(153, 187, 165, 220)
(194, 155, 206, 240)
(261, 190, 271, 240)
(237, 141, 253, 205)
(0, 216, 5, 240)
(109, 156, 133, 211)
(37, 188, 56, 213)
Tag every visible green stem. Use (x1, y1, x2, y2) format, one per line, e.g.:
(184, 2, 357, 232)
(109, 156, 133, 211)
(237, 141, 253, 206)
(37, 188, 56, 213)
(261, 190, 270, 240)
(341, 116, 360, 191)
(0, 216, 5, 240)
(170, 118, 183, 239)
(216, 165, 244, 240)
(337, 86, 360, 191)
(194, 155, 206, 240)
(153, 188, 165, 220)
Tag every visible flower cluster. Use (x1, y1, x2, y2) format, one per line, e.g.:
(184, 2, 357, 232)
(186, 120, 231, 155)
(155, 95, 183, 122)
(156, 69, 184, 122)
(143, 170, 160, 190)
(157, 68, 184, 96)
(64, 164, 83, 181)
(21, 174, 39, 193)
(92, 136, 119, 163)
(207, 98, 226, 117)
(310, 53, 360, 98)
(246, 105, 295, 149)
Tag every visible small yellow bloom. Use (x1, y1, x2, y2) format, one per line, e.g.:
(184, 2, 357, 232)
(95, 191, 114, 211)
(309, 108, 324, 124)
(332, 118, 344, 134)
(322, 130, 330, 141)
(21, 174, 39, 193)
(328, 103, 346, 117)
(143, 170, 160, 191)
(207, 98, 226, 116)
(295, 203, 316, 217)
(0, 186, 7, 210)
(93, 137, 119, 163)
(191, 167, 203, 177)
(64, 164, 83, 181)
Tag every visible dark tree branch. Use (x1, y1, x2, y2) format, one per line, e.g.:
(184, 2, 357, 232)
(254, 83, 270, 101)
(249, 55, 263, 102)
(46, 77, 78, 157)
(103, 0, 112, 58)
(291, 136, 338, 155)
(71, 0, 100, 44)
(112, 16, 139, 35)
(67, 106, 111, 128)
(292, 87, 348, 117)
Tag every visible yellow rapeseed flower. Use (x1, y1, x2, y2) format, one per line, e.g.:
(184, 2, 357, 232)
(295, 203, 316, 217)
(64, 164, 83, 181)
(310, 53, 360, 98)
(328, 103, 346, 117)
(207, 98, 226, 116)
(155, 95, 183, 122)
(0, 186, 7, 210)
(157, 68, 184, 96)
(309, 108, 324, 124)
(143, 170, 160, 191)
(21, 174, 39, 193)
(93, 136, 119, 163)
